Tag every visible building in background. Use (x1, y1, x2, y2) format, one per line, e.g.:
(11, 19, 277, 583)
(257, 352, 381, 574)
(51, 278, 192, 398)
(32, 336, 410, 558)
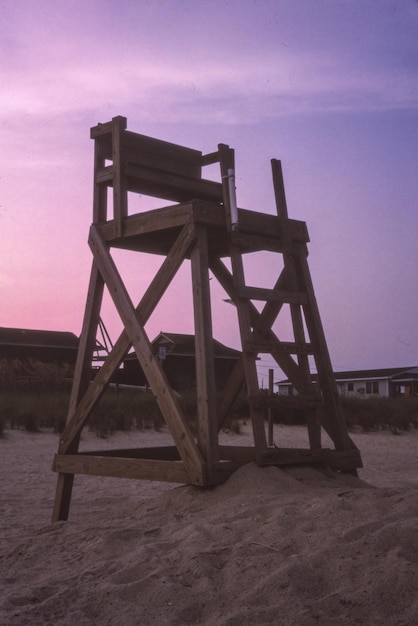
(0, 327, 79, 366)
(277, 367, 418, 399)
(122, 332, 241, 391)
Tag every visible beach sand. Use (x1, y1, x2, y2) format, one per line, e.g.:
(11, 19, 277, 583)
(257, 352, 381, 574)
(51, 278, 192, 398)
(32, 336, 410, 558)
(1, 424, 418, 625)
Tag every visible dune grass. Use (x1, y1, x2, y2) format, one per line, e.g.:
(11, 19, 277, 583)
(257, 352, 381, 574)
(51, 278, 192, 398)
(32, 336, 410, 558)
(1, 359, 417, 438)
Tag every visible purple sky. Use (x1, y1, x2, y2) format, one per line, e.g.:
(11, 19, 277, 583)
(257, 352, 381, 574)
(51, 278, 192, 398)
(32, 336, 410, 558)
(1, 0, 417, 383)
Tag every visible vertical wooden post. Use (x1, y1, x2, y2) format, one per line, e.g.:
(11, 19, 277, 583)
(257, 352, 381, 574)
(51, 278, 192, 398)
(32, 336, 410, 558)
(296, 250, 352, 451)
(112, 116, 128, 238)
(190, 223, 219, 469)
(93, 138, 108, 224)
(219, 144, 268, 457)
(268, 368, 274, 446)
(52, 261, 104, 522)
(272, 159, 322, 450)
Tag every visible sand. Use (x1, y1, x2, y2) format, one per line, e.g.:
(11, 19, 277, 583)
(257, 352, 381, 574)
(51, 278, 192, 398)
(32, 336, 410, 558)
(1, 424, 418, 626)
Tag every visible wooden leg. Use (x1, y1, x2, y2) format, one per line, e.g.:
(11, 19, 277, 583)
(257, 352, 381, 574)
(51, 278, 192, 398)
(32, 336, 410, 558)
(52, 473, 75, 522)
(306, 407, 322, 450)
(190, 225, 219, 467)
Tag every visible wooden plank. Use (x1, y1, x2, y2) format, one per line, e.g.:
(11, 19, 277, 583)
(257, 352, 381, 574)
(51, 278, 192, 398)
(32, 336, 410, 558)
(296, 250, 354, 451)
(237, 286, 307, 304)
(230, 231, 301, 255)
(125, 162, 223, 203)
(218, 144, 268, 456)
(54, 452, 236, 487)
(271, 159, 289, 227)
(278, 341, 314, 355)
(79, 446, 181, 460)
(95, 166, 113, 184)
(272, 159, 322, 449)
(91, 118, 202, 177)
(65, 262, 105, 437)
(216, 356, 245, 430)
(218, 444, 362, 472)
(54, 454, 192, 484)
(52, 474, 75, 524)
(237, 209, 309, 243)
(247, 340, 314, 355)
(59, 224, 196, 453)
(99, 203, 194, 242)
(219, 445, 256, 463)
(123, 129, 202, 177)
(98, 202, 308, 257)
(88, 224, 204, 483)
(210, 257, 305, 391)
(52, 261, 105, 522)
(112, 117, 128, 237)
(218, 143, 236, 232)
(125, 147, 201, 180)
(90, 118, 122, 138)
(259, 447, 363, 471)
(201, 151, 220, 166)
(249, 266, 289, 336)
(190, 224, 219, 466)
(93, 141, 108, 224)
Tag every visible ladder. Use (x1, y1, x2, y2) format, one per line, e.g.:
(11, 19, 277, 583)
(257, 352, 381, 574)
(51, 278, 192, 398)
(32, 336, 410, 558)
(215, 146, 353, 459)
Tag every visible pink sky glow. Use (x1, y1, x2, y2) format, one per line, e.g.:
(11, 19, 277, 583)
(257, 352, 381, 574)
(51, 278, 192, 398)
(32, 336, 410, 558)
(1, 0, 418, 382)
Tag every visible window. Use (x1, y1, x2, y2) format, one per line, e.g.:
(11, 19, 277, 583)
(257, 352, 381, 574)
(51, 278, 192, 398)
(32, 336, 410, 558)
(347, 382, 354, 392)
(366, 381, 379, 394)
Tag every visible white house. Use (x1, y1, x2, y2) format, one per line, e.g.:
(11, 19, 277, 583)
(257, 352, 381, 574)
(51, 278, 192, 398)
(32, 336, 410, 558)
(276, 367, 418, 399)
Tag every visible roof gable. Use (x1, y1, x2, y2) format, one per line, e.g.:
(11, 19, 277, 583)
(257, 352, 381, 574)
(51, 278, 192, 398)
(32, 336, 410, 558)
(153, 332, 241, 358)
(126, 331, 241, 359)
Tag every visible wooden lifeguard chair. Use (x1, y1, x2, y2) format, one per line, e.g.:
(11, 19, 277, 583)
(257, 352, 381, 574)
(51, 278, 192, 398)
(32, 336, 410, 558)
(52, 116, 361, 522)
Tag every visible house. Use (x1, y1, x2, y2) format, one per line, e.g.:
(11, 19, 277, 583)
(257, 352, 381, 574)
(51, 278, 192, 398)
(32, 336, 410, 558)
(122, 331, 241, 390)
(0, 327, 79, 366)
(277, 366, 418, 399)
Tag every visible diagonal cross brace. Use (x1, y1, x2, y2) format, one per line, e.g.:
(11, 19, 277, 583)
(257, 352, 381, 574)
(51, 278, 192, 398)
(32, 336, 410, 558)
(86, 224, 204, 481)
(59, 225, 199, 464)
(210, 258, 347, 440)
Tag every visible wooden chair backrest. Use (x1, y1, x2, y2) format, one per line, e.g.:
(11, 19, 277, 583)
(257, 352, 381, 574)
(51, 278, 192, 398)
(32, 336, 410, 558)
(92, 120, 223, 204)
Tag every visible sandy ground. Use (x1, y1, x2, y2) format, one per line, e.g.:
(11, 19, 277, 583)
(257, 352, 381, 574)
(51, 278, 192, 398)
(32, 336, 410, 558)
(1, 424, 418, 625)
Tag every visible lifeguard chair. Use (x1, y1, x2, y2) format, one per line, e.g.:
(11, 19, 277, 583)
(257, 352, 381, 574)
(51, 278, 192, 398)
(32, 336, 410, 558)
(52, 116, 361, 522)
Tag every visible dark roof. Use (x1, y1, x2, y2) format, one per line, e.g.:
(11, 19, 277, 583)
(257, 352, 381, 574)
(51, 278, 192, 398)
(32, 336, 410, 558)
(278, 366, 418, 385)
(126, 332, 241, 360)
(0, 327, 79, 349)
(153, 332, 241, 358)
(333, 367, 415, 381)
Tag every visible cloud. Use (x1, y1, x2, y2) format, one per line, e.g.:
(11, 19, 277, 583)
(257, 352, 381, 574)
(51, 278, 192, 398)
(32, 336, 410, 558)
(1, 47, 417, 133)
(0, 0, 416, 134)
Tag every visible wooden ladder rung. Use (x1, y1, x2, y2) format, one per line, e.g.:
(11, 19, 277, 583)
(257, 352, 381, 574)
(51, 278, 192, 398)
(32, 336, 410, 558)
(277, 341, 314, 355)
(237, 286, 307, 305)
(245, 340, 314, 355)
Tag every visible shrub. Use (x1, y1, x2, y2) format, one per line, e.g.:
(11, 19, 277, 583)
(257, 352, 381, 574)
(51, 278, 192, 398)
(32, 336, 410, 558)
(18, 411, 40, 432)
(87, 386, 164, 437)
(341, 397, 418, 432)
(0, 358, 72, 391)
